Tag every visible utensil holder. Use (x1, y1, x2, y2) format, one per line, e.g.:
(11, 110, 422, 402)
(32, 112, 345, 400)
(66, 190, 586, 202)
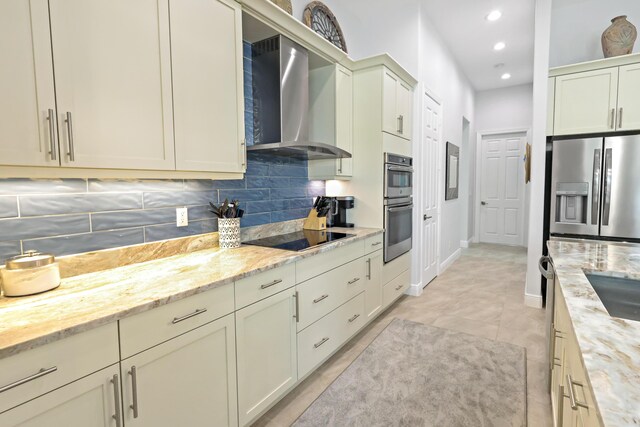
(303, 209, 327, 231)
(218, 218, 241, 249)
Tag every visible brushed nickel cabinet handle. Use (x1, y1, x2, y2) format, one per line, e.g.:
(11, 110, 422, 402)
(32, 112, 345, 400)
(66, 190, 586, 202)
(313, 294, 329, 304)
(111, 374, 122, 427)
(371, 241, 382, 246)
(397, 115, 402, 133)
(610, 108, 615, 129)
(314, 337, 329, 348)
(395, 284, 403, 291)
(65, 112, 75, 161)
(293, 291, 299, 322)
(260, 279, 282, 290)
(129, 366, 139, 418)
(565, 374, 588, 410)
(0, 366, 57, 393)
(240, 139, 246, 166)
(400, 115, 404, 134)
(348, 314, 360, 323)
(347, 277, 360, 285)
(47, 109, 57, 161)
(172, 308, 207, 324)
(366, 258, 371, 279)
(618, 107, 623, 128)
(338, 158, 343, 174)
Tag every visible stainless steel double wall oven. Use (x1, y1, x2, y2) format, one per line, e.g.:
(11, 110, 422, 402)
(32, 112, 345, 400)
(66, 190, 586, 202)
(384, 153, 413, 263)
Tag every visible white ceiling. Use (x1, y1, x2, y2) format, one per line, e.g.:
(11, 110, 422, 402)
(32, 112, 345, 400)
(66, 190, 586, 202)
(422, 0, 535, 91)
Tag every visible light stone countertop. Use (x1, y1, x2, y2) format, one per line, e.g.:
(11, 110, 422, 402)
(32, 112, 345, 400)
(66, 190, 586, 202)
(0, 227, 382, 360)
(547, 239, 640, 427)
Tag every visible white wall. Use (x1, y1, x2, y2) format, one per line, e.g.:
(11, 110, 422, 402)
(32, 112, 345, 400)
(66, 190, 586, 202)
(475, 84, 533, 132)
(550, 0, 640, 67)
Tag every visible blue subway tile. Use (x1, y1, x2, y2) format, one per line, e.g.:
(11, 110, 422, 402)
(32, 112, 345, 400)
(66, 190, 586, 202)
(269, 164, 308, 177)
(23, 229, 144, 257)
(0, 196, 18, 218)
(289, 177, 312, 188)
(0, 241, 21, 262)
(211, 179, 246, 190)
(88, 179, 183, 193)
(0, 215, 90, 241)
(183, 180, 216, 191)
(246, 176, 290, 189)
(245, 200, 287, 214)
(19, 193, 141, 217)
(271, 187, 307, 200)
(144, 219, 218, 243)
(187, 205, 217, 221)
(241, 213, 271, 228)
(219, 189, 269, 202)
(307, 182, 326, 197)
(143, 191, 216, 208)
(271, 208, 309, 222)
(92, 208, 177, 231)
(0, 178, 87, 195)
(285, 198, 313, 210)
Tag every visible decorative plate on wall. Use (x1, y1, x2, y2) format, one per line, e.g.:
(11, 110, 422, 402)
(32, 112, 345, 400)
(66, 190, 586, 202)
(303, 1, 348, 53)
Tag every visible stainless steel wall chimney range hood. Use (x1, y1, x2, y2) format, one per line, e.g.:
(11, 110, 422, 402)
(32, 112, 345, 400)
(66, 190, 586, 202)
(247, 35, 352, 160)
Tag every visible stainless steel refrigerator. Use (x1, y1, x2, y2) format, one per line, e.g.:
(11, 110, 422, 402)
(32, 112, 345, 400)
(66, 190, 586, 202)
(550, 135, 640, 240)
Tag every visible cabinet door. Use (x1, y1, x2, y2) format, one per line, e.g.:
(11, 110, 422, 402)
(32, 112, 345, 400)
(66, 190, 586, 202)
(121, 314, 238, 427)
(236, 288, 297, 426)
(0, 0, 58, 167)
(336, 65, 353, 176)
(547, 77, 556, 136)
(364, 251, 383, 320)
(554, 68, 619, 136)
(382, 69, 399, 136)
(0, 365, 121, 427)
(616, 63, 640, 131)
(396, 80, 412, 141)
(49, 0, 175, 170)
(170, 0, 245, 172)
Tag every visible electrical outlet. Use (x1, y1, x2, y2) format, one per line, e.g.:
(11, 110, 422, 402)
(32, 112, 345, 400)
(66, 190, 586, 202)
(176, 207, 188, 227)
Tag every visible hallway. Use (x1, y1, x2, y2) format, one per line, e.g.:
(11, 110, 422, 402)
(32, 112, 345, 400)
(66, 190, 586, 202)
(255, 244, 552, 426)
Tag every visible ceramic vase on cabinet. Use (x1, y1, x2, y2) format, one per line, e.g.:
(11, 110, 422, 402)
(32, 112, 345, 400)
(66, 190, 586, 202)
(602, 15, 637, 58)
(218, 218, 241, 249)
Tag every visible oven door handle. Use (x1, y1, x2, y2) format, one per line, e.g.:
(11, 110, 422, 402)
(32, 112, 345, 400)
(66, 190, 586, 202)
(387, 204, 414, 212)
(387, 165, 414, 173)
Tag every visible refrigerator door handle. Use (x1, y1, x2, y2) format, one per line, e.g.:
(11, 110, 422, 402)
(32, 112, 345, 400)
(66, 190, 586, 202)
(591, 148, 601, 225)
(602, 148, 613, 226)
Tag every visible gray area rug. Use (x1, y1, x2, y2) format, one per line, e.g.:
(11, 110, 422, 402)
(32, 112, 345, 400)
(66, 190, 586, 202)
(293, 318, 527, 427)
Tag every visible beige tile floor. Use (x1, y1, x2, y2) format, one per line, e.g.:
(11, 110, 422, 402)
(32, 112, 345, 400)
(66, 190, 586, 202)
(254, 244, 553, 427)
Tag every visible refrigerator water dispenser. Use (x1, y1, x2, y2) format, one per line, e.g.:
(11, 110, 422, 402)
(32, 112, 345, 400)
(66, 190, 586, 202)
(555, 182, 588, 224)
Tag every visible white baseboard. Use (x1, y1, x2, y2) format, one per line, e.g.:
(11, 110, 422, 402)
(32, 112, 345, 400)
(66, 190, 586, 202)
(439, 248, 461, 273)
(460, 239, 471, 248)
(406, 282, 423, 297)
(524, 293, 543, 308)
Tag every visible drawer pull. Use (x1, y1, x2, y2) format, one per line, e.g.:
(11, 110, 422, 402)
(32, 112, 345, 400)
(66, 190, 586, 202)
(371, 241, 382, 246)
(111, 374, 122, 427)
(314, 337, 330, 348)
(172, 308, 207, 324)
(260, 279, 283, 289)
(293, 291, 299, 323)
(348, 314, 360, 323)
(565, 374, 588, 410)
(0, 366, 57, 393)
(395, 284, 403, 291)
(129, 366, 139, 418)
(347, 277, 360, 285)
(313, 294, 329, 304)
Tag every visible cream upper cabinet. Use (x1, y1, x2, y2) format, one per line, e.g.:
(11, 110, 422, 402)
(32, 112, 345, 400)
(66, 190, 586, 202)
(120, 314, 238, 427)
(308, 64, 353, 180)
(0, 0, 58, 167)
(616, 63, 640, 131)
(49, 0, 175, 170)
(547, 77, 556, 136)
(553, 67, 619, 136)
(235, 288, 297, 426)
(0, 365, 121, 427)
(382, 68, 412, 141)
(170, 0, 245, 173)
(364, 250, 383, 320)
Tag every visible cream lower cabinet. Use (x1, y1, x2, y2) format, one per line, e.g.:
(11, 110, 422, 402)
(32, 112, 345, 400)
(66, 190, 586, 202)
(0, 365, 121, 427)
(364, 250, 383, 320)
(120, 314, 238, 427)
(236, 288, 298, 426)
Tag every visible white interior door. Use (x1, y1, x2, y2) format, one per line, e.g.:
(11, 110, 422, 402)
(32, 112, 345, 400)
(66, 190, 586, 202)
(479, 133, 526, 245)
(422, 93, 440, 286)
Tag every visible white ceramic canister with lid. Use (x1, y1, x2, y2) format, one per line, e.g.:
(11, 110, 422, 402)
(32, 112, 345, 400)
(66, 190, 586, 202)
(1, 251, 61, 297)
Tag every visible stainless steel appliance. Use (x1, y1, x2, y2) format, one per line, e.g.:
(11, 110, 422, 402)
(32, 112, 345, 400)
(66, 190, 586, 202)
(384, 153, 413, 199)
(243, 230, 353, 251)
(326, 196, 355, 228)
(550, 135, 640, 240)
(538, 255, 556, 391)
(247, 35, 351, 160)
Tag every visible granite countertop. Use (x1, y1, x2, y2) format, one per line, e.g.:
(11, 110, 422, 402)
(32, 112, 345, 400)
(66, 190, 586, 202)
(0, 227, 382, 360)
(547, 239, 640, 426)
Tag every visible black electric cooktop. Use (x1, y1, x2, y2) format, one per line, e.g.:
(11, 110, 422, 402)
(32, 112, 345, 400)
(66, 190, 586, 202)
(243, 230, 354, 252)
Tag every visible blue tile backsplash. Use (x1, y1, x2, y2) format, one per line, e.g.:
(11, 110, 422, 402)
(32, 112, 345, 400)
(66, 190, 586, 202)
(0, 41, 325, 261)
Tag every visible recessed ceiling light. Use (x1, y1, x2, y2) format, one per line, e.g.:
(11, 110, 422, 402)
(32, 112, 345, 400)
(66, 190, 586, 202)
(501, 73, 512, 80)
(486, 10, 502, 21)
(494, 41, 506, 51)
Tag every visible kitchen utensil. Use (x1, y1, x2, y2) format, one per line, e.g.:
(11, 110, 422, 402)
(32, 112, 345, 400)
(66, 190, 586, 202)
(1, 251, 61, 297)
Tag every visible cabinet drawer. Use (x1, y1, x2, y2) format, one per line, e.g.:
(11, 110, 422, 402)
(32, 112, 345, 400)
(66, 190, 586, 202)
(120, 284, 234, 359)
(364, 233, 384, 254)
(296, 240, 364, 283)
(0, 323, 118, 414)
(235, 263, 295, 309)
(298, 292, 365, 379)
(383, 269, 410, 309)
(382, 251, 411, 284)
(296, 257, 366, 331)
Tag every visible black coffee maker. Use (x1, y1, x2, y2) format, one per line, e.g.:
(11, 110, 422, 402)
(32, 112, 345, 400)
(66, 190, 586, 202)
(326, 196, 355, 228)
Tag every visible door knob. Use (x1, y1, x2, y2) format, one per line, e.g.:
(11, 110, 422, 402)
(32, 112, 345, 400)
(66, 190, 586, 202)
(481, 201, 487, 206)
(423, 214, 433, 221)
